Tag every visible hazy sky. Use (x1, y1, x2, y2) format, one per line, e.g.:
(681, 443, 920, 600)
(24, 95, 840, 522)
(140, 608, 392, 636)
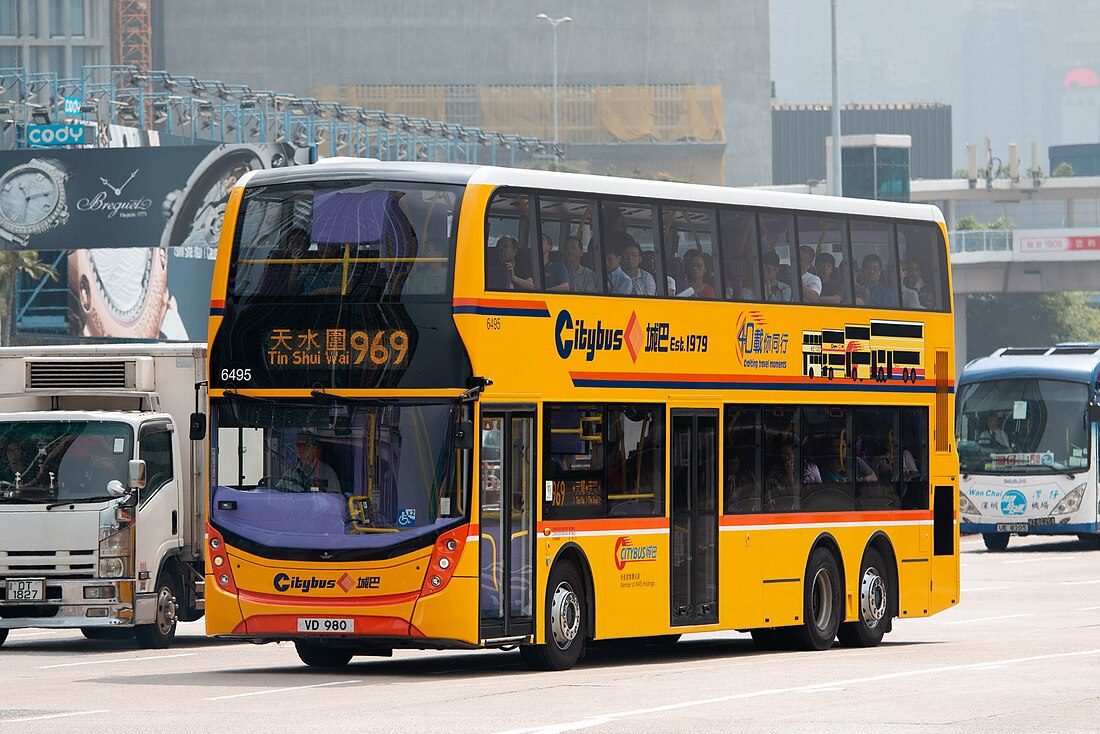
(770, 0, 1100, 172)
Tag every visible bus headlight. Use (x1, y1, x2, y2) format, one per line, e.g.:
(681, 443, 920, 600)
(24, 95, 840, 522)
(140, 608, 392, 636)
(1051, 485, 1086, 515)
(958, 492, 980, 516)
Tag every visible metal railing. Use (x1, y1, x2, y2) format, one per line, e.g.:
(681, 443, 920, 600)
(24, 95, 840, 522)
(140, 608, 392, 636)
(948, 229, 1012, 253)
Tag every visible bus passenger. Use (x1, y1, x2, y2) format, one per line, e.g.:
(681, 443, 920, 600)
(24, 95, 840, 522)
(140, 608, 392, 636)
(815, 252, 844, 304)
(404, 239, 449, 294)
(762, 251, 791, 302)
(487, 236, 532, 291)
(604, 245, 633, 295)
(678, 249, 715, 298)
(798, 245, 822, 303)
(540, 233, 570, 292)
(859, 254, 896, 308)
(614, 233, 656, 296)
(563, 235, 598, 293)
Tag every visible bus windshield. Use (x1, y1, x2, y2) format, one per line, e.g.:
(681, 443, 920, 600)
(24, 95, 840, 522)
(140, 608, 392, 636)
(230, 180, 462, 302)
(0, 421, 133, 504)
(956, 379, 1089, 475)
(212, 400, 467, 557)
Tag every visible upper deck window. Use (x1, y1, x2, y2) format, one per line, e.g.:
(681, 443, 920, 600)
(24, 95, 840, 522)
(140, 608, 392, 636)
(231, 181, 462, 303)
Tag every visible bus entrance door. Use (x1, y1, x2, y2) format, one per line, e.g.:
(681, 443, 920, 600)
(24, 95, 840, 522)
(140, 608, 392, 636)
(670, 410, 719, 627)
(479, 409, 535, 641)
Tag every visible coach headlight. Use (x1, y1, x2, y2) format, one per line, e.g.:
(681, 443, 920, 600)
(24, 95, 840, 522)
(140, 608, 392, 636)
(958, 492, 980, 516)
(1051, 484, 1086, 515)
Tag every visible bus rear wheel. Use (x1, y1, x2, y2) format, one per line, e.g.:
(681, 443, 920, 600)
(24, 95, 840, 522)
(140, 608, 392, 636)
(983, 533, 1010, 551)
(520, 560, 586, 671)
(837, 548, 890, 647)
(790, 547, 842, 651)
(295, 641, 353, 668)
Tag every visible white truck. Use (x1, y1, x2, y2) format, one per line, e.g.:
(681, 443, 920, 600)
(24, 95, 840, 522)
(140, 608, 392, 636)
(0, 344, 207, 649)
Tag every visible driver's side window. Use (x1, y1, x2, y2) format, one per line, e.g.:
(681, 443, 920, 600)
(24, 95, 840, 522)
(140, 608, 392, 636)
(139, 425, 174, 499)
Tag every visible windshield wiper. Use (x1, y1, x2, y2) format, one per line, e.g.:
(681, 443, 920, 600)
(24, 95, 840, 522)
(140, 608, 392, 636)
(46, 495, 116, 510)
(222, 390, 274, 403)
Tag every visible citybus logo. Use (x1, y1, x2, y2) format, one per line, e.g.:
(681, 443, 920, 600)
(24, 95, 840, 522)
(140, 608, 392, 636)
(614, 536, 658, 570)
(273, 572, 337, 593)
(555, 309, 644, 362)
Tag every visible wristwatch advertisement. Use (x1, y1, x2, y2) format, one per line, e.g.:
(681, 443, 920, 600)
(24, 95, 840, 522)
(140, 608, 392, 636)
(0, 158, 71, 248)
(68, 246, 169, 339)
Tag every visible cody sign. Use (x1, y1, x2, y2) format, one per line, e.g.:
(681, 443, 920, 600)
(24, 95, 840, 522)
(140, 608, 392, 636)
(27, 123, 86, 147)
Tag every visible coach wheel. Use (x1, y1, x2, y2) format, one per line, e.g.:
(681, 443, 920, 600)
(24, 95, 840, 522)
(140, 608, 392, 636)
(983, 533, 1010, 552)
(520, 560, 586, 671)
(296, 641, 353, 668)
(790, 547, 842, 651)
(826, 367, 834, 380)
(837, 548, 890, 648)
(135, 571, 180, 649)
(0, 629, 7, 647)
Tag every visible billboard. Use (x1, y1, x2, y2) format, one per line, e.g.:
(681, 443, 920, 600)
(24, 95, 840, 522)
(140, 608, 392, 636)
(5, 144, 312, 342)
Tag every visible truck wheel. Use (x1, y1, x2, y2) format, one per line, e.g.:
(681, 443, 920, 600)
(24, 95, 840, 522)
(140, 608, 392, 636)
(295, 641, 353, 668)
(983, 533, 1010, 551)
(0, 629, 7, 647)
(135, 572, 180, 649)
(519, 560, 586, 671)
(837, 548, 890, 648)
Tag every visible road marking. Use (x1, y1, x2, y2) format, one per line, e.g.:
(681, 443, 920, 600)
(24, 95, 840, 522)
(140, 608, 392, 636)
(1, 710, 108, 724)
(1079, 606, 1100, 611)
(964, 586, 1009, 592)
(496, 648, 1100, 734)
(1003, 556, 1068, 564)
(1063, 579, 1100, 585)
(945, 613, 1033, 625)
(37, 653, 195, 669)
(205, 679, 362, 701)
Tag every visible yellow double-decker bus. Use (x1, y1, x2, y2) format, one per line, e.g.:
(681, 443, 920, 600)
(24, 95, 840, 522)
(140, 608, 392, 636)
(205, 160, 959, 670)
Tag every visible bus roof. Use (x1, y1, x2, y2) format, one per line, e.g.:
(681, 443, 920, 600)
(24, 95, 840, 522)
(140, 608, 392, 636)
(240, 160, 945, 224)
(959, 344, 1100, 386)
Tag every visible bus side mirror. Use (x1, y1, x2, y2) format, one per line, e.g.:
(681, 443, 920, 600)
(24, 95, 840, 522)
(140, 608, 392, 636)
(189, 412, 207, 441)
(455, 420, 474, 450)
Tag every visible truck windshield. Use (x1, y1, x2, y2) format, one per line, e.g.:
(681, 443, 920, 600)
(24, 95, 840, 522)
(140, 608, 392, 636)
(0, 421, 133, 504)
(956, 378, 1089, 475)
(212, 399, 468, 559)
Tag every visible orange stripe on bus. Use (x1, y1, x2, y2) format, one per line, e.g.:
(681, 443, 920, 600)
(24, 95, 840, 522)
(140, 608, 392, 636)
(719, 510, 934, 527)
(539, 517, 670, 533)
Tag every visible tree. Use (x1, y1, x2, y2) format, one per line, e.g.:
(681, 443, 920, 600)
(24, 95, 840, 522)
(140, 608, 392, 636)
(955, 215, 985, 231)
(966, 292, 1100, 359)
(1052, 162, 1074, 178)
(0, 251, 57, 346)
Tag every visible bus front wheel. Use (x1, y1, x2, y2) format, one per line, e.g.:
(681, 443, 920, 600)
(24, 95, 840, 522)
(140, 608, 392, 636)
(520, 561, 586, 671)
(295, 641, 353, 668)
(837, 548, 890, 647)
(983, 533, 1010, 551)
(790, 547, 842, 651)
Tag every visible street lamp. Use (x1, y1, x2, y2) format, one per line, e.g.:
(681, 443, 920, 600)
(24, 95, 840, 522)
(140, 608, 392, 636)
(536, 13, 571, 146)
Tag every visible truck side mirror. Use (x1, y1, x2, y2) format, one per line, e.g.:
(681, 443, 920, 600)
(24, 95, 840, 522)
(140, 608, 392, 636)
(189, 412, 207, 441)
(128, 459, 147, 490)
(454, 420, 474, 450)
